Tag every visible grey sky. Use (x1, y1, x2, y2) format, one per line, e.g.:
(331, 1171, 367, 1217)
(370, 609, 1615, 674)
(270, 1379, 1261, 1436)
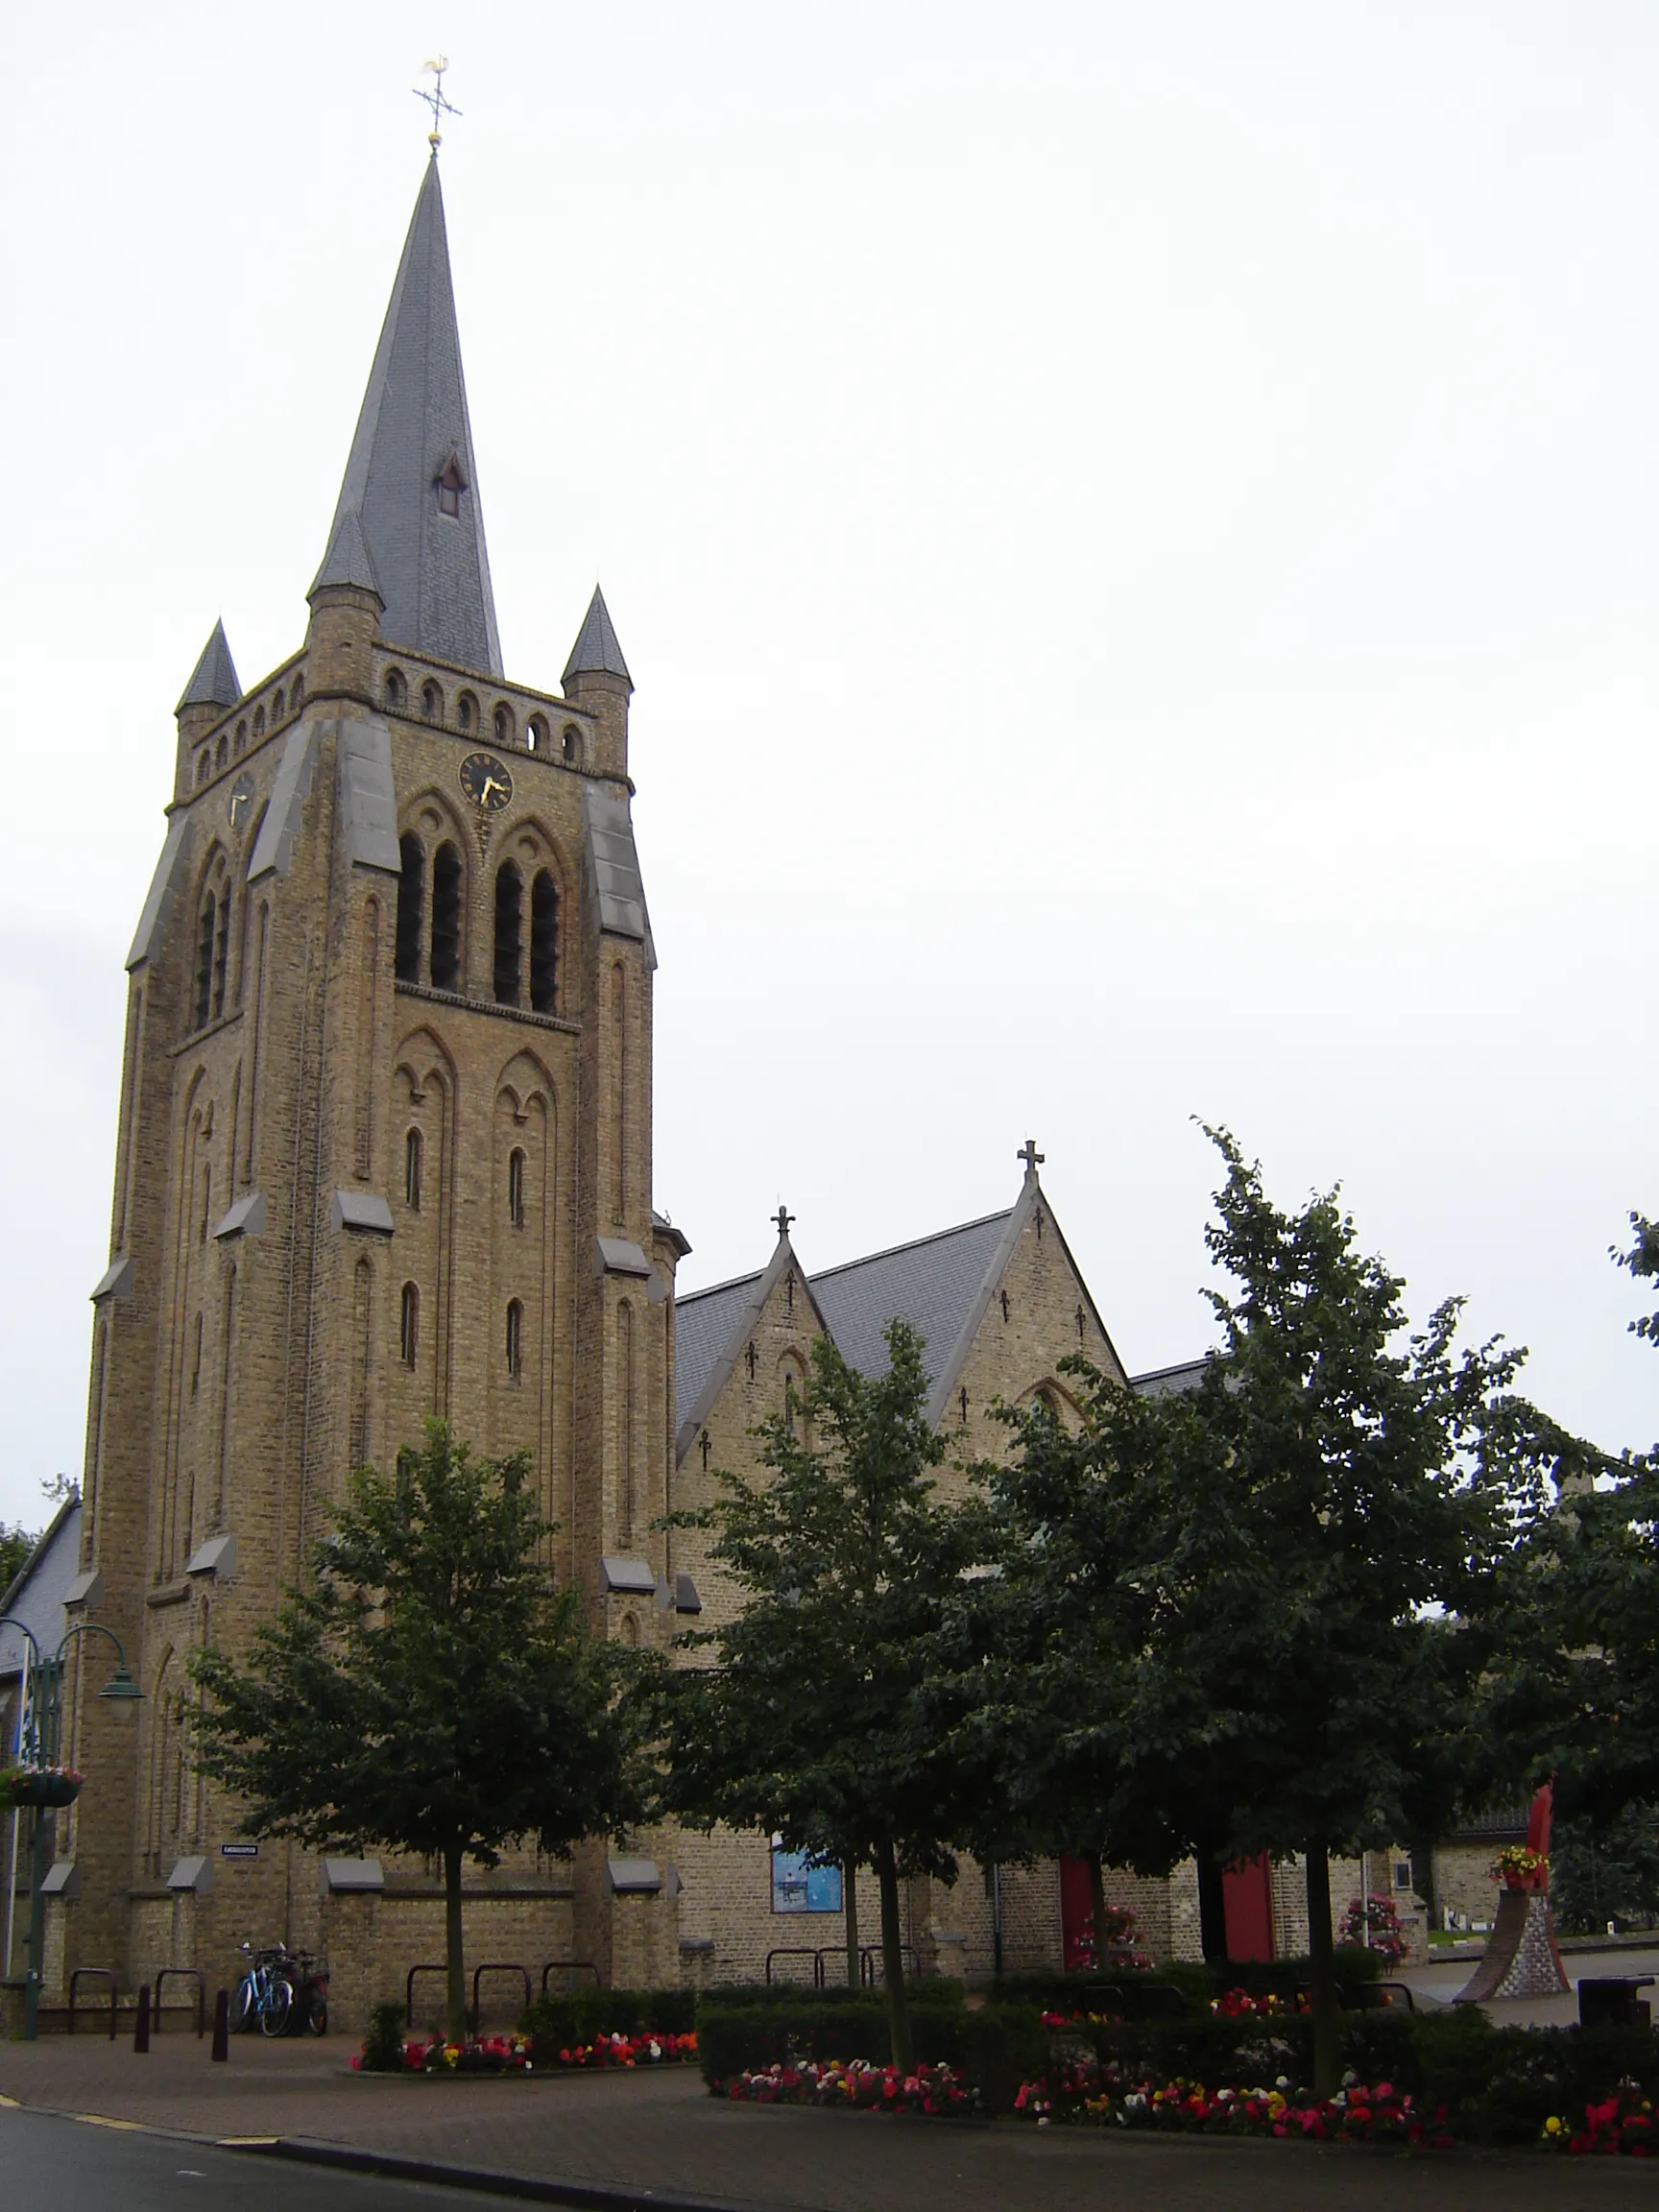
(1, 1, 1652, 1529)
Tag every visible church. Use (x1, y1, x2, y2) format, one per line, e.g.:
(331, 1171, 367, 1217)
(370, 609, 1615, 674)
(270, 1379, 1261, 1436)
(40, 154, 1347, 2021)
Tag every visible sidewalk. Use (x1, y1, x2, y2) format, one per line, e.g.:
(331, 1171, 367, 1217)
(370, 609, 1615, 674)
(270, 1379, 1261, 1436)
(3, 2034, 1657, 2212)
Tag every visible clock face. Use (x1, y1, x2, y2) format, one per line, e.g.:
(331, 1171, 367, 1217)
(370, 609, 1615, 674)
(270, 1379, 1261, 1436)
(227, 770, 256, 831)
(459, 752, 513, 811)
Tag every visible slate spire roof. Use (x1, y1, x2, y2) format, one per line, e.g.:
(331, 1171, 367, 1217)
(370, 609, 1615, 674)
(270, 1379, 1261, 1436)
(310, 507, 382, 600)
(563, 586, 632, 687)
(323, 158, 503, 676)
(176, 619, 241, 714)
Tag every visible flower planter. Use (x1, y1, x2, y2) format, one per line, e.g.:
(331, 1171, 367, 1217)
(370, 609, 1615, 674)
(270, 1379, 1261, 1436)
(7, 1772, 83, 1810)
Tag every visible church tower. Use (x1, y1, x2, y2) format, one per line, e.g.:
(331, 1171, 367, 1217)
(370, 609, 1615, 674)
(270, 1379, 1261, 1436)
(62, 156, 684, 1996)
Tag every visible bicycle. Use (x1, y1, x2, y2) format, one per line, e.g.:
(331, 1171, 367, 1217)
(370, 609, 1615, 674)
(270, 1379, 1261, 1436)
(230, 1942, 327, 2037)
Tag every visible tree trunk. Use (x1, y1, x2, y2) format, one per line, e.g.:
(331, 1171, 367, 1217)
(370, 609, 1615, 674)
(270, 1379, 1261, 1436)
(444, 1839, 468, 2044)
(875, 1838, 914, 2075)
(1196, 1854, 1230, 1964)
(844, 1859, 860, 1988)
(1087, 1850, 1108, 1971)
(1304, 1840, 1339, 2100)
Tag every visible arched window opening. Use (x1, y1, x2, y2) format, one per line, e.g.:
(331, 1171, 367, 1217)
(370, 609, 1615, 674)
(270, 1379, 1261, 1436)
(214, 733, 228, 773)
(384, 668, 406, 711)
(252, 705, 266, 739)
(274, 688, 285, 721)
(505, 1298, 523, 1378)
(457, 691, 476, 733)
(529, 871, 558, 1015)
(436, 450, 467, 517)
(195, 751, 210, 788)
(399, 1283, 419, 1366)
(193, 893, 217, 1028)
(212, 885, 231, 1018)
(421, 680, 443, 723)
(235, 719, 248, 754)
(291, 673, 304, 709)
(508, 1147, 525, 1227)
(493, 703, 514, 746)
(493, 860, 523, 1005)
(395, 834, 424, 983)
(561, 724, 581, 765)
(526, 715, 547, 754)
(404, 1128, 422, 1210)
(781, 1362, 803, 1436)
(430, 842, 462, 991)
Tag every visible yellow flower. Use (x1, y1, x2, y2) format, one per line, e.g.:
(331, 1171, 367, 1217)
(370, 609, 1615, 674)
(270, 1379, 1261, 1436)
(1544, 2116, 1564, 2136)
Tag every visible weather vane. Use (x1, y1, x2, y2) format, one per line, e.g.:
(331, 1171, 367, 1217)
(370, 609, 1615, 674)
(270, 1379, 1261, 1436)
(414, 57, 461, 153)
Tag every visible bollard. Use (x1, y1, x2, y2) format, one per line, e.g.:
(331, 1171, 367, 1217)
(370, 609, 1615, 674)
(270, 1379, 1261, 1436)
(109, 1989, 118, 2042)
(133, 1983, 151, 2054)
(211, 1988, 229, 2063)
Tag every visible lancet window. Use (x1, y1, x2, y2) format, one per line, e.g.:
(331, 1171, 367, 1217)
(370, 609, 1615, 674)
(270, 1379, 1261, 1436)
(529, 871, 558, 1014)
(493, 861, 523, 1004)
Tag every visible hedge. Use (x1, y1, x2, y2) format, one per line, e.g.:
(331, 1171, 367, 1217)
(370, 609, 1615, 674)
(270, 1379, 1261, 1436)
(519, 1985, 698, 2060)
(993, 1946, 1382, 2015)
(695, 1990, 990, 2088)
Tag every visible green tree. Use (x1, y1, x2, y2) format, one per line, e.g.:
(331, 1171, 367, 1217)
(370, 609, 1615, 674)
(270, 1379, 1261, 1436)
(1615, 1212, 1659, 1349)
(655, 1321, 986, 2073)
(961, 1131, 1545, 2095)
(192, 1421, 643, 2039)
(0, 1523, 36, 1595)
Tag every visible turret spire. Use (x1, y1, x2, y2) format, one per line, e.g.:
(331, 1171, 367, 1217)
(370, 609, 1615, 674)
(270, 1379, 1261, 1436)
(176, 619, 241, 714)
(563, 586, 632, 687)
(321, 161, 502, 675)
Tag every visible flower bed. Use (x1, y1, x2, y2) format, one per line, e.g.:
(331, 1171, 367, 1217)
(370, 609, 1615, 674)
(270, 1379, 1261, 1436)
(1012, 2062, 1451, 2147)
(354, 2032, 534, 2075)
(0, 1766, 84, 1812)
(1542, 2092, 1658, 2155)
(549, 2030, 698, 2070)
(723, 2059, 978, 2114)
(1208, 1987, 1310, 2019)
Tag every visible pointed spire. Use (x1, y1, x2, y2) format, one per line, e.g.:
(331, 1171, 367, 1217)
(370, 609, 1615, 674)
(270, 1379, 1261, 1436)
(563, 586, 633, 687)
(309, 507, 382, 602)
(322, 161, 502, 674)
(176, 619, 241, 715)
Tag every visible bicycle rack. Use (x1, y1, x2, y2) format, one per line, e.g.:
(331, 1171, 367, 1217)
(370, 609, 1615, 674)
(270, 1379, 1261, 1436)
(471, 1962, 532, 2023)
(154, 1967, 206, 2036)
(540, 1960, 602, 1993)
(405, 1963, 449, 2026)
(764, 1948, 825, 1987)
(857, 1944, 920, 1987)
(67, 1966, 117, 2038)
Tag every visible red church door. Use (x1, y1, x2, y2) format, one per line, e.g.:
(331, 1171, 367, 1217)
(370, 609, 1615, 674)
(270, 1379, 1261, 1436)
(1222, 1855, 1275, 1962)
(1059, 1855, 1095, 1968)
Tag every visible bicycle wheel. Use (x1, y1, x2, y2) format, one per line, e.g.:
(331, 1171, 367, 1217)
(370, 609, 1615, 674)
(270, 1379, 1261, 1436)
(304, 1989, 327, 2037)
(229, 1976, 255, 2034)
(258, 1976, 293, 2037)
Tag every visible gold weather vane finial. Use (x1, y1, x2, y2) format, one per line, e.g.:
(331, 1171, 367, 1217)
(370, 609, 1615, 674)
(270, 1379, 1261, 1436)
(414, 57, 461, 154)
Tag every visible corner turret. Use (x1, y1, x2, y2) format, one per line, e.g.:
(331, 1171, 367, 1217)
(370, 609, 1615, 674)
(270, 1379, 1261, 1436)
(562, 586, 633, 776)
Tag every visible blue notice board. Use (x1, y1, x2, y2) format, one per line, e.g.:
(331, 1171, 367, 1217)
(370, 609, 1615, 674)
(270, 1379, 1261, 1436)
(771, 1846, 842, 1914)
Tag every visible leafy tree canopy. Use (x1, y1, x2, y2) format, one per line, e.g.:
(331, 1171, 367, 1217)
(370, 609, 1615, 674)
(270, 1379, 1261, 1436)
(192, 1421, 644, 2036)
(655, 1320, 989, 2070)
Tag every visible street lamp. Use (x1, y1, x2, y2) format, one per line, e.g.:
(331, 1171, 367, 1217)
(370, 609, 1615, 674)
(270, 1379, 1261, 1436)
(0, 1618, 142, 2040)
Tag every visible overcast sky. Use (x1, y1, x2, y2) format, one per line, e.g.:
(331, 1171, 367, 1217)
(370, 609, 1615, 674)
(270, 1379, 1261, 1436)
(1, 1, 1653, 1531)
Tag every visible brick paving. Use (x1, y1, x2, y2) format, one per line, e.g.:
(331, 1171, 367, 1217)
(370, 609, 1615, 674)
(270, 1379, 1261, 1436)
(2, 2034, 1657, 2210)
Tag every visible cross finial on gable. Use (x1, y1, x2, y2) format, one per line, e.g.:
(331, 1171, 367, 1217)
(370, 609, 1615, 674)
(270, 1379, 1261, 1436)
(773, 1204, 795, 1241)
(1019, 1139, 1045, 1180)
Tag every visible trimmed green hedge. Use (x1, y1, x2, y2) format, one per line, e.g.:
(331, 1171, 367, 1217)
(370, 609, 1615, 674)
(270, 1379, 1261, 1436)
(695, 1989, 981, 2087)
(698, 1978, 966, 2009)
(519, 1985, 698, 2058)
(993, 1946, 1382, 2015)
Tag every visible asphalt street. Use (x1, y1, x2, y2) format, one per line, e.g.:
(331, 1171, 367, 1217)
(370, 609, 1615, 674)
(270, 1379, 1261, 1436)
(0, 2106, 529, 2212)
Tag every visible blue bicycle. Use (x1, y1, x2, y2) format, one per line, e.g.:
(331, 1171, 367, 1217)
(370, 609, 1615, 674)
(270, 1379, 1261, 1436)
(230, 1941, 327, 2036)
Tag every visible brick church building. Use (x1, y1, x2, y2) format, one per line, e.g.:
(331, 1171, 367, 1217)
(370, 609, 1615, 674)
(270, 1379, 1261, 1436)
(40, 155, 1333, 2020)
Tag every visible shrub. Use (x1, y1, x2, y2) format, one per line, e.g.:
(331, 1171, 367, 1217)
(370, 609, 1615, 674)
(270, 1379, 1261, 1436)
(360, 2000, 407, 2073)
(519, 1985, 697, 2062)
(696, 1989, 974, 2086)
(701, 1978, 966, 2009)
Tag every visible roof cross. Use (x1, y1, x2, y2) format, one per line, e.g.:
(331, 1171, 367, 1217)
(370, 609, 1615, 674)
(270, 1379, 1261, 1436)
(1018, 1139, 1045, 1179)
(773, 1204, 795, 1241)
(414, 57, 462, 152)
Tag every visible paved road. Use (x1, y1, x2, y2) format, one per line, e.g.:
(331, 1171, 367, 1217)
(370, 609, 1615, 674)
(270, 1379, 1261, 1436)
(6, 2040, 1659, 2212)
(0, 2104, 529, 2211)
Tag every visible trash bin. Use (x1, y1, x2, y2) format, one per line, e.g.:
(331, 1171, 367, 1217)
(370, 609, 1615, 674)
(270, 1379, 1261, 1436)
(1577, 1977, 1654, 2029)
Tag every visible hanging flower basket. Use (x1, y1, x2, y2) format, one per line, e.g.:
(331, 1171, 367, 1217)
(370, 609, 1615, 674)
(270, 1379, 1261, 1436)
(0, 1767, 84, 1812)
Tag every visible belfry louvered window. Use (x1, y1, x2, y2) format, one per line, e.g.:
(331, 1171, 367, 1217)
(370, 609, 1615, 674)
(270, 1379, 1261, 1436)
(395, 834, 424, 983)
(493, 861, 523, 1005)
(430, 843, 462, 991)
(529, 871, 558, 1014)
(193, 893, 217, 1029)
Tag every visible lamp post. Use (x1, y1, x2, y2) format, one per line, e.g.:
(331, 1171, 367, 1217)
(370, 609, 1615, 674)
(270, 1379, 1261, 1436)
(0, 1618, 141, 2041)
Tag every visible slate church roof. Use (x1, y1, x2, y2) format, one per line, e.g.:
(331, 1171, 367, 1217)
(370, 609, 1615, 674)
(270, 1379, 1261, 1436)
(318, 156, 503, 676)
